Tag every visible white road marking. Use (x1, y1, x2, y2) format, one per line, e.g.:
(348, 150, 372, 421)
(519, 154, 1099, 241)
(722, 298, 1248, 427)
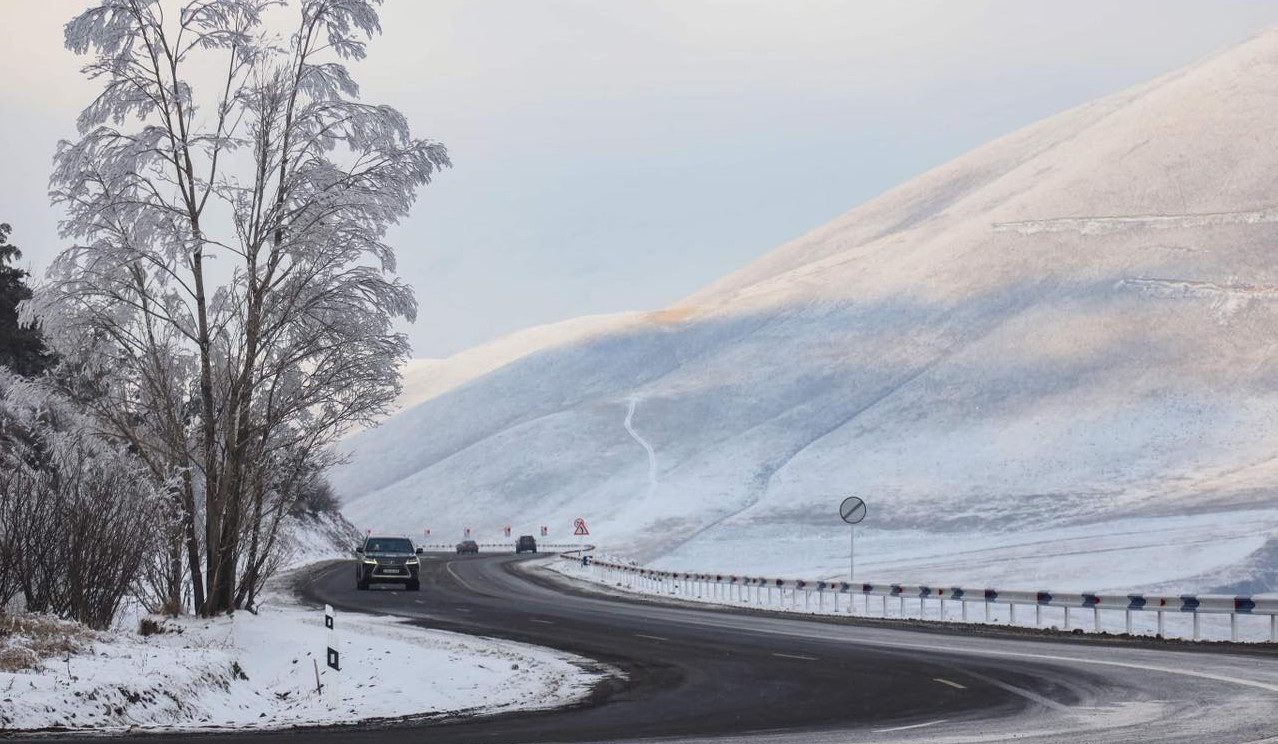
(635, 633, 668, 641)
(453, 607, 472, 612)
(933, 678, 966, 690)
(529, 618, 555, 625)
(873, 719, 947, 733)
(851, 637, 1278, 697)
(771, 652, 818, 661)
(445, 561, 479, 594)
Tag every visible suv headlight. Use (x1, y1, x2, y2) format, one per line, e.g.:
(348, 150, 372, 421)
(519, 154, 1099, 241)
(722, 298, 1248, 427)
(363, 558, 378, 565)
(405, 557, 419, 565)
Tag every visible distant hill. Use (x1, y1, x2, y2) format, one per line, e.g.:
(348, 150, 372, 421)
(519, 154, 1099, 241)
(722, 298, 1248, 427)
(333, 28, 1278, 592)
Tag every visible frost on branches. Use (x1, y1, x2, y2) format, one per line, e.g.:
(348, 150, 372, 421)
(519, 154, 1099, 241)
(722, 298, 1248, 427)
(31, 0, 449, 616)
(0, 372, 158, 629)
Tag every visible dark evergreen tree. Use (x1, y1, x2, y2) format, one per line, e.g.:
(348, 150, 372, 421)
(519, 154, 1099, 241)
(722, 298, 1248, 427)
(0, 223, 54, 376)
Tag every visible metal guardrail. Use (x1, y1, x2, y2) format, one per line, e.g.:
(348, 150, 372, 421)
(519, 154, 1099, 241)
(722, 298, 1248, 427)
(419, 542, 587, 551)
(562, 553, 1278, 643)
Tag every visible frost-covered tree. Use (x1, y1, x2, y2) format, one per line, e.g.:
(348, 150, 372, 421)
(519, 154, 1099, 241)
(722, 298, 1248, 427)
(33, 0, 448, 615)
(0, 371, 159, 629)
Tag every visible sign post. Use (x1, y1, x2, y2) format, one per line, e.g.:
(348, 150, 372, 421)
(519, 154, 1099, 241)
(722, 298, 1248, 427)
(838, 497, 867, 582)
(573, 517, 589, 561)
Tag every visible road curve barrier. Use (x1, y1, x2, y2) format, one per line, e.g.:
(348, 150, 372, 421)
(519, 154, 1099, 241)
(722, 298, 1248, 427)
(556, 551, 1278, 644)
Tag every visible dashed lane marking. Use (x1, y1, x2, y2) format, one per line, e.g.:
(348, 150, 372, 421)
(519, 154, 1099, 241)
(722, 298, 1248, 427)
(453, 607, 472, 612)
(873, 719, 947, 734)
(635, 633, 668, 641)
(771, 652, 818, 661)
(529, 618, 556, 625)
(933, 678, 967, 690)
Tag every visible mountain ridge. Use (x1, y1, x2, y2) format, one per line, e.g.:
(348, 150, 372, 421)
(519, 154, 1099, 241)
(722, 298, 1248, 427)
(334, 27, 1278, 591)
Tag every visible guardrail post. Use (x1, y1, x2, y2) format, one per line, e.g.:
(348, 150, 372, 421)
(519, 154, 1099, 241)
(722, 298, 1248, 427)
(920, 596, 926, 619)
(818, 588, 824, 612)
(1271, 615, 1277, 643)
(1064, 606, 1071, 630)
(1231, 613, 1238, 643)
(1093, 607, 1100, 633)
(940, 597, 947, 621)
(899, 595, 905, 617)
(962, 599, 968, 622)
(1036, 604, 1042, 627)
(1125, 609, 1132, 635)
(1193, 611, 1201, 640)
(805, 590, 811, 611)
(1157, 610, 1165, 637)
(833, 591, 839, 612)
(1010, 602, 1017, 626)
(983, 600, 990, 623)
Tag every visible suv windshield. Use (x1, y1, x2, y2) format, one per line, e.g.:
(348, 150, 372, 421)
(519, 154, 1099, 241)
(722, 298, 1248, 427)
(366, 537, 414, 553)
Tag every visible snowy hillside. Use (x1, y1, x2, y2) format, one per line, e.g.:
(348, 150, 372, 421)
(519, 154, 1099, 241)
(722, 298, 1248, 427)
(335, 28, 1278, 593)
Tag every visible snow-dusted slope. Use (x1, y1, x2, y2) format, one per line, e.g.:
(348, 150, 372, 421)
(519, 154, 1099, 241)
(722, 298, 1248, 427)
(336, 28, 1278, 592)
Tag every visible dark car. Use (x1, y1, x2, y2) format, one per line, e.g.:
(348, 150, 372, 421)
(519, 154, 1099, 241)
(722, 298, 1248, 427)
(456, 540, 479, 554)
(515, 535, 537, 554)
(355, 536, 422, 591)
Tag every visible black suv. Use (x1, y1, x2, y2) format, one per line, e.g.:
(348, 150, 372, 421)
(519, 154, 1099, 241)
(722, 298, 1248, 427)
(355, 536, 422, 591)
(515, 535, 537, 554)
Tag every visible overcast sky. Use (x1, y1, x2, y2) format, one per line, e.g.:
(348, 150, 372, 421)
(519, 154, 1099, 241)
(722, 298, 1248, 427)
(4, 1, 1278, 358)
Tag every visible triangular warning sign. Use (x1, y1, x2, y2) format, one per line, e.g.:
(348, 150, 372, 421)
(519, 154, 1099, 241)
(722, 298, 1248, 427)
(573, 518, 589, 536)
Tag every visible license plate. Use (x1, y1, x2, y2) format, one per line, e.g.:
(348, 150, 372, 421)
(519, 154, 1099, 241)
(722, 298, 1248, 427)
(384, 568, 402, 574)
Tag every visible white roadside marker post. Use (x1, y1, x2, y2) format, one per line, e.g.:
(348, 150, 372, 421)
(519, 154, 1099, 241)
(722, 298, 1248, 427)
(323, 604, 340, 707)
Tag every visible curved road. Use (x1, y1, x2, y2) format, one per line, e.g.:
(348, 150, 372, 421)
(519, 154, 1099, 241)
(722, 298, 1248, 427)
(18, 553, 1278, 743)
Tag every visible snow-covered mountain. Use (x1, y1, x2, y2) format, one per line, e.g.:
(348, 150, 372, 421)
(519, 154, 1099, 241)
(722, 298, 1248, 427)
(334, 28, 1278, 593)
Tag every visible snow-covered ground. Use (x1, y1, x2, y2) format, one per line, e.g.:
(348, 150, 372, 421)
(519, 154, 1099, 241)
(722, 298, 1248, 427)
(551, 553, 1276, 644)
(652, 507, 1278, 596)
(2, 569, 604, 732)
(333, 26, 1278, 597)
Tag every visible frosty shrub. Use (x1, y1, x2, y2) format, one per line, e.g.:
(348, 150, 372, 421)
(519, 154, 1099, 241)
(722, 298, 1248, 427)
(0, 372, 159, 630)
(31, 0, 448, 615)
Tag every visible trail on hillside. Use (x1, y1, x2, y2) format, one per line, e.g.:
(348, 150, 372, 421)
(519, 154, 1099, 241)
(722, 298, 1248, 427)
(625, 397, 659, 499)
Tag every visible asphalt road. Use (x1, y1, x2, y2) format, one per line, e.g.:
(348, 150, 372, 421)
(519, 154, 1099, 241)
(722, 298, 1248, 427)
(15, 553, 1278, 743)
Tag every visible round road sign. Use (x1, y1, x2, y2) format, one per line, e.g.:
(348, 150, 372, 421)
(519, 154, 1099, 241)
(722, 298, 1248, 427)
(839, 496, 867, 524)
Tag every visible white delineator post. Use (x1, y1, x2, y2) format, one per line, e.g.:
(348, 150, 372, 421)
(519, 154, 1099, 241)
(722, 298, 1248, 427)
(323, 604, 340, 707)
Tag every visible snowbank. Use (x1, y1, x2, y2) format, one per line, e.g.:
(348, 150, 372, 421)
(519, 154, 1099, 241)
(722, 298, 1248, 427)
(1, 577, 603, 732)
